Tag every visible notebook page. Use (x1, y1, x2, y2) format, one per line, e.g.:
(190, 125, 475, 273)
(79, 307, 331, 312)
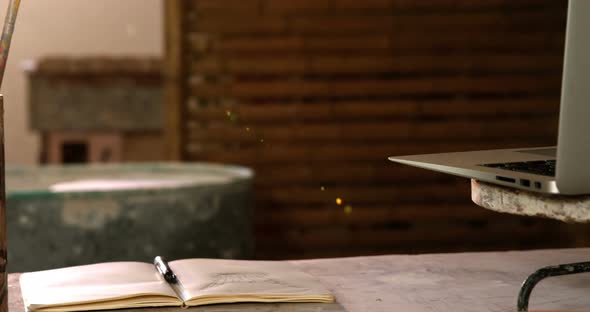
(20, 262, 180, 311)
(169, 259, 334, 304)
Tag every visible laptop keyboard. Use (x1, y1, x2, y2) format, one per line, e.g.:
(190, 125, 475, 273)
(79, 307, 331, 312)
(481, 160, 556, 177)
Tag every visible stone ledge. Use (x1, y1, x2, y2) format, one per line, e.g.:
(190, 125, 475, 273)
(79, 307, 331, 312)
(27, 56, 162, 77)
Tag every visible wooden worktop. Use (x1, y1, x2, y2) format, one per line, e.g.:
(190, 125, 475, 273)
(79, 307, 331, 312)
(8, 249, 590, 311)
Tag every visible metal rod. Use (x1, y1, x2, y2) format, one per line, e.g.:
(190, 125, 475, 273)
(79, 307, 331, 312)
(517, 261, 590, 311)
(0, 0, 22, 90)
(0, 97, 5, 312)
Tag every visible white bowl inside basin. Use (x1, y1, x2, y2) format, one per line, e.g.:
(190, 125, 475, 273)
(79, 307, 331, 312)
(6, 163, 253, 196)
(49, 177, 228, 192)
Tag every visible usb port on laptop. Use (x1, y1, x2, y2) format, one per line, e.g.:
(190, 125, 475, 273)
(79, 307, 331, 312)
(496, 176, 516, 183)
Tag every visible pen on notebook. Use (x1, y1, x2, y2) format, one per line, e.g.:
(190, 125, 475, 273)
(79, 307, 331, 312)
(154, 256, 178, 284)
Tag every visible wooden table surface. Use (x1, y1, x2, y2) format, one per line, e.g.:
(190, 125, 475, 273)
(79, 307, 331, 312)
(8, 248, 590, 312)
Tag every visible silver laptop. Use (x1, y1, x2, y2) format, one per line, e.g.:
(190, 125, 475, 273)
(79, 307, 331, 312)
(389, 0, 590, 195)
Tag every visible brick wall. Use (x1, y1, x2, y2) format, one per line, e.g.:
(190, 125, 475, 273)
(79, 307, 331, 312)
(166, 0, 575, 259)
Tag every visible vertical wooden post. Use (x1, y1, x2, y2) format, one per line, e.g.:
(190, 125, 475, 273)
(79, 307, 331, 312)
(164, 0, 185, 161)
(0, 96, 7, 312)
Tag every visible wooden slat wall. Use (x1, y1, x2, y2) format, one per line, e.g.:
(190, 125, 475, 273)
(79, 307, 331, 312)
(167, 0, 574, 259)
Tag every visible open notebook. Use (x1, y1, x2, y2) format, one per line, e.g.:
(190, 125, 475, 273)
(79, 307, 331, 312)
(19, 258, 334, 312)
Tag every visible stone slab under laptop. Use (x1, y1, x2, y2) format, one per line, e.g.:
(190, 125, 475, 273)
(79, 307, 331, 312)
(472, 179, 590, 222)
(19, 258, 333, 312)
(390, 0, 590, 196)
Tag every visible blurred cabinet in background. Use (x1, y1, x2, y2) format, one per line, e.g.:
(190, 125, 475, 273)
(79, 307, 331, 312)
(28, 57, 165, 164)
